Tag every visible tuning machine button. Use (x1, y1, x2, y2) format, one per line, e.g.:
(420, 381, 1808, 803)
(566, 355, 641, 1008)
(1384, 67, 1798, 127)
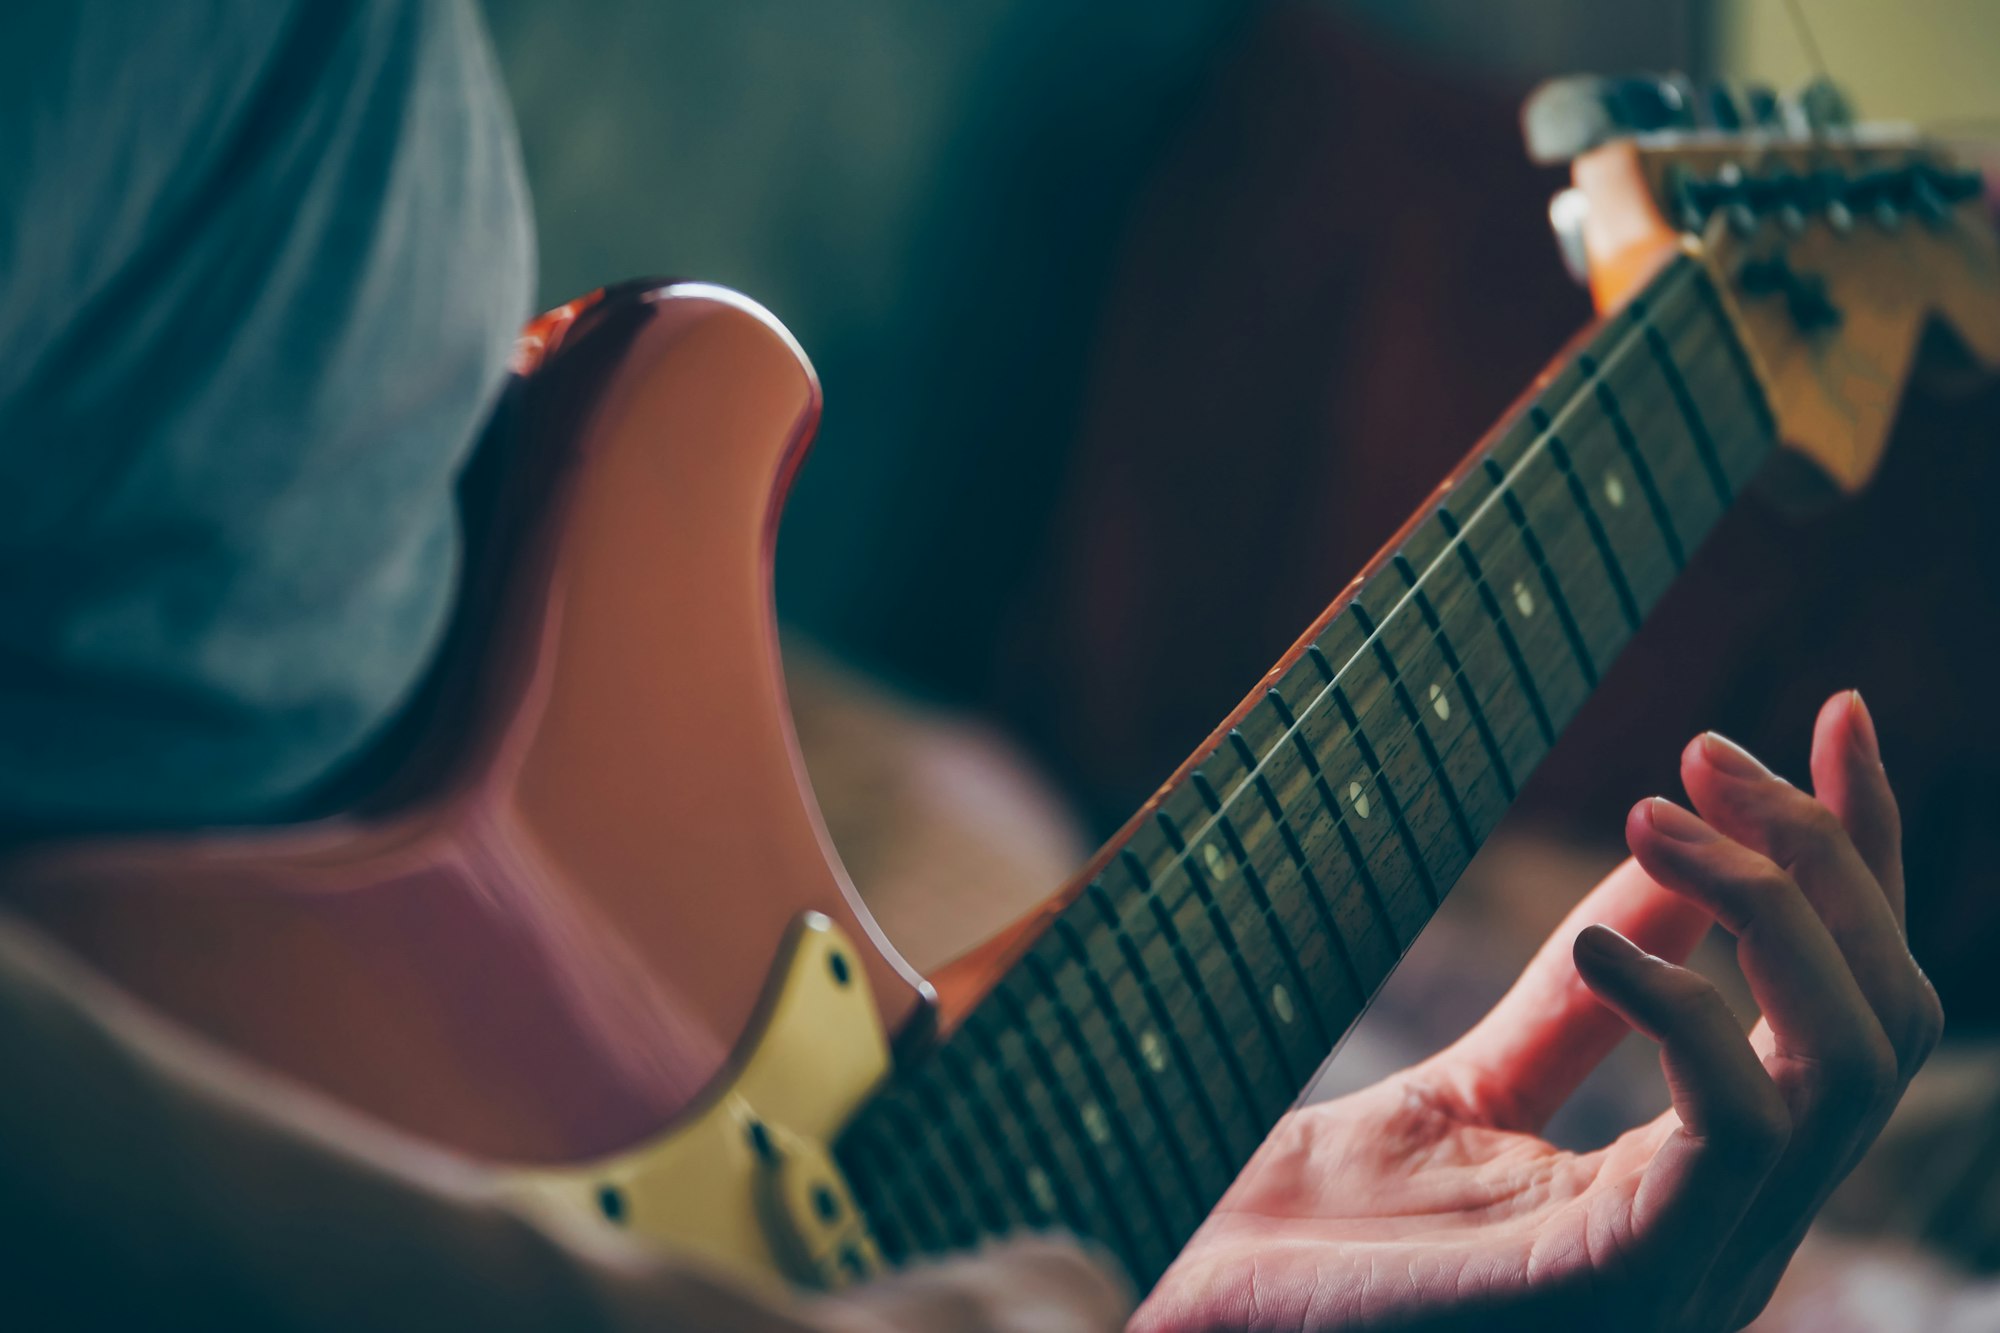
(1786, 79, 1856, 136)
(1785, 273, 1841, 332)
(1846, 169, 1906, 231)
(1736, 254, 1793, 297)
(1701, 83, 1745, 131)
(1522, 72, 1701, 163)
(1811, 168, 1856, 233)
(1715, 163, 1759, 235)
(1743, 85, 1783, 130)
(1734, 253, 1841, 333)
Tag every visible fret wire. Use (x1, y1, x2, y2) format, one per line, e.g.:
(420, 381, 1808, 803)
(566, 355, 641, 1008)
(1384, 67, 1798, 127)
(1492, 429, 1635, 676)
(1264, 685, 1408, 951)
(1254, 680, 1414, 981)
(1484, 455, 1602, 688)
(1129, 841, 1286, 1132)
(1435, 504, 1558, 749)
(985, 974, 1171, 1272)
(1128, 672, 1522, 974)
(1689, 265, 1779, 443)
(1348, 590, 1514, 852)
(876, 1092, 985, 1249)
(928, 1038, 1048, 1229)
(950, 1039, 1093, 1241)
(894, 1081, 1011, 1240)
(837, 1113, 929, 1261)
(1077, 271, 1745, 980)
(1064, 904, 1232, 1216)
(1390, 552, 1518, 801)
(1226, 727, 1371, 1018)
(839, 255, 1777, 1280)
(1578, 354, 1686, 570)
(1187, 771, 1335, 1052)
(1645, 303, 1772, 500)
(1644, 323, 1734, 507)
(1543, 429, 1643, 631)
(1159, 798, 1317, 1088)
(1312, 648, 1442, 907)
(1345, 601, 1479, 859)
(1016, 948, 1184, 1248)
(1031, 262, 1720, 991)
(967, 264, 1714, 1039)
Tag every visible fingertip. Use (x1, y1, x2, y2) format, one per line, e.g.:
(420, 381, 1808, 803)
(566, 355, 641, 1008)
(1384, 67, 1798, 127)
(1847, 689, 1882, 766)
(1574, 922, 1643, 972)
(1570, 925, 1660, 1035)
(1628, 795, 1719, 848)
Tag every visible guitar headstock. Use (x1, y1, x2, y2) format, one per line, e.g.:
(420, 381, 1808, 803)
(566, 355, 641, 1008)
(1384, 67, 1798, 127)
(1528, 74, 2000, 493)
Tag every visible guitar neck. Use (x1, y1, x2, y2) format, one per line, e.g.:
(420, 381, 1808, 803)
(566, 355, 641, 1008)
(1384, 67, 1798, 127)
(835, 252, 1776, 1288)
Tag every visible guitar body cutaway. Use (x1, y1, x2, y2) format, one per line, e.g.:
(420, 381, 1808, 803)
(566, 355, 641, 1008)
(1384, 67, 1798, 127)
(1, 284, 930, 1167)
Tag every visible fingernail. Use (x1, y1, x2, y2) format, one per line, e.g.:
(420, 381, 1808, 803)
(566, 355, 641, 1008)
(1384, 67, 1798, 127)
(1576, 924, 1642, 965)
(1700, 731, 1769, 780)
(1645, 796, 1718, 843)
(1848, 690, 1882, 765)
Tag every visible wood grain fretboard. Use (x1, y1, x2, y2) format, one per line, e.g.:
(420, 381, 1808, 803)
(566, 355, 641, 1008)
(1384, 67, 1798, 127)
(835, 253, 1776, 1289)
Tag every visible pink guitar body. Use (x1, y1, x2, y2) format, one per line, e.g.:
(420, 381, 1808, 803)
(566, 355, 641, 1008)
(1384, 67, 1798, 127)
(1, 283, 930, 1164)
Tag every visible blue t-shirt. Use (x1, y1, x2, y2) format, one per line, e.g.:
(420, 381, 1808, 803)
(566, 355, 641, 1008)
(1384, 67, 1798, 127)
(0, 0, 534, 831)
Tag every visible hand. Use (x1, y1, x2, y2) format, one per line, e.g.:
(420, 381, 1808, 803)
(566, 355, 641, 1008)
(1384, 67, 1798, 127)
(811, 1238, 1131, 1333)
(1134, 691, 1942, 1332)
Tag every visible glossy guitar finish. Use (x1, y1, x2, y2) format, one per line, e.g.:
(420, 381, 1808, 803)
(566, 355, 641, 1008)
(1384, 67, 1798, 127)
(4, 93, 1997, 1300)
(1, 283, 929, 1164)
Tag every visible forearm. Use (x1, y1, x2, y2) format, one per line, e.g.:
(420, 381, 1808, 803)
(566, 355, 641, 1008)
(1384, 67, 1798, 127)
(0, 913, 1126, 1331)
(0, 912, 806, 1329)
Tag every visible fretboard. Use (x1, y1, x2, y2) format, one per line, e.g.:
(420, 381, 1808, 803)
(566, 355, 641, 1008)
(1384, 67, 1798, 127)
(834, 253, 1775, 1288)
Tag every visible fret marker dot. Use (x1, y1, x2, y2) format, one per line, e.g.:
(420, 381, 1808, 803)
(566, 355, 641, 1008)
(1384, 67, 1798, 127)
(1347, 781, 1371, 820)
(1202, 843, 1230, 879)
(1082, 1102, 1112, 1145)
(1512, 580, 1537, 617)
(1604, 473, 1628, 508)
(1027, 1167, 1057, 1215)
(1271, 984, 1296, 1025)
(1140, 1030, 1168, 1073)
(1429, 682, 1451, 721)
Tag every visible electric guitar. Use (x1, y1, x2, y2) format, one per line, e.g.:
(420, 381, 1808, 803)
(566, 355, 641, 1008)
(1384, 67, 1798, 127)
(4, 78, 1996, 1295)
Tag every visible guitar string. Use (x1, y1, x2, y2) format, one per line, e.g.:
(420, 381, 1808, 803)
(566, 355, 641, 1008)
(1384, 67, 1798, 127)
(862, 259, 1726, 1247)
(1064, 258, 1712, 964)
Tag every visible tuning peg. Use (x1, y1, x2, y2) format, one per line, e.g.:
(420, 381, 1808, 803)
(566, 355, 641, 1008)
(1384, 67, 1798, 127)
(1734, 252, 1841, 333)
(1844, 169, 1907, 230)
(1810, 167, 1856, 232)
(1523, 76, 1619, 164)
(1743, 85, 1783, 130)
(1788, 79, 1856, 135)
(1700, 83, 1745, 131)
(1736, 254, 1794, 296)
(1786, 272, 1842, 331)
(1920, 162, 1987, 206)
(1522, 73, 1698, 164)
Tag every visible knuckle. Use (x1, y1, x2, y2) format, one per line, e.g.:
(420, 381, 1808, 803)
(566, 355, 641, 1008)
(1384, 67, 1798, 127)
(1905, 978, 1946, 1064)
(1778, 798, 1849, 863)
(1708, 1080, 1791, 1168)
(1731, 864, 1798, 924)
(1798, 799, 1846, 846)
(1817, 1032, 1899, 1108)
(1737, 1089, 1793, 1162)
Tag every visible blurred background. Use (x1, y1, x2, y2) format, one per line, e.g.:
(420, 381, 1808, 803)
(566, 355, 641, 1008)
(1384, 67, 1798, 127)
(479, 2, 2000, 1320)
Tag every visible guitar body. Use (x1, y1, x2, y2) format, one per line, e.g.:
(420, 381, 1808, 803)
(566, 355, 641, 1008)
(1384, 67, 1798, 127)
(5, 91, 1996, 1299)
(1, 283, 928, 1165)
